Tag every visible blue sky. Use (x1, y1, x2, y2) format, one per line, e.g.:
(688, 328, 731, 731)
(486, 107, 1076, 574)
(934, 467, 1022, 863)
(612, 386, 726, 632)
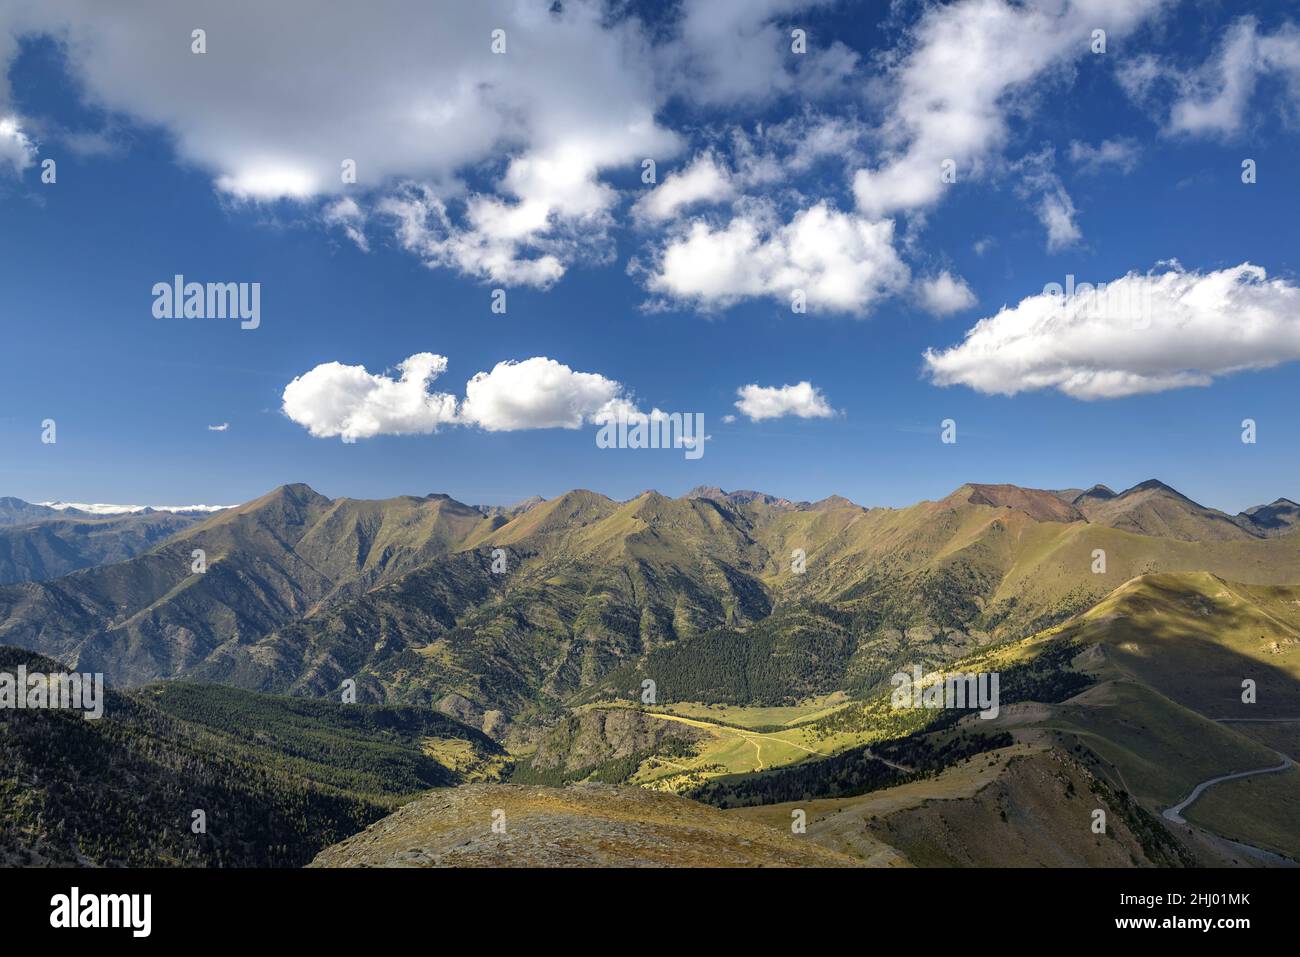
(0, 0, 1298, 513)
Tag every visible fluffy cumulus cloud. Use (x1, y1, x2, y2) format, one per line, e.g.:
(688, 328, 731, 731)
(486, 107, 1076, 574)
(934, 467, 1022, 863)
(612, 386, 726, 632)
(734, 381, 835, 421)
(923, 263, 1300, 400)
(632, 114, 904, 314)
(632, 153, 734, 224)
(637, 0, 1166, 314)
(917, 271, 977, 316)
(282, 353, 461, 441)
(460, 357, 633, 431)
(281, 353, 638, 440)
(0, 0, 1189, 310)
(0, 0, 677, 285)
(642, 201, 909, 315)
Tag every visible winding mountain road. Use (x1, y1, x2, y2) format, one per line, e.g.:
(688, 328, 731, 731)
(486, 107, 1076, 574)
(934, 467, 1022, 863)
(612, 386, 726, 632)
(1162, 715, 1297, 825)
(1162, 753, 1293, 824)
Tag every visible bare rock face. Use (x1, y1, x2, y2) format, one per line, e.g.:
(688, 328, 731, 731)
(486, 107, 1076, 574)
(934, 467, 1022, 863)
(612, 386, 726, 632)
(308, 783, 862, 868)
(956, 484, 1087, 524)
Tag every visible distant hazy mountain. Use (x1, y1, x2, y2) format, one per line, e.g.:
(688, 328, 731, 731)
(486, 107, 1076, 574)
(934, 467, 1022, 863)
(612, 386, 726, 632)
(474, 495, 545, 518)
(1237, 497, 1300, 537)
(0, 497, 64, 526)
(0, 510, 202, 584)
(684, 485, 865, 511)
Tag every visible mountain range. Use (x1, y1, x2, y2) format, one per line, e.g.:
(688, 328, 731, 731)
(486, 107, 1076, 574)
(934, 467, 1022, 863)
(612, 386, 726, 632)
(2, 479, 1297, 719)
(2, 477, 1298, 867)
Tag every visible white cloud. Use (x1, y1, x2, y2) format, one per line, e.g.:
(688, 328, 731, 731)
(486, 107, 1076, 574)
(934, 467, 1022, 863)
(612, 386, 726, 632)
(0, 0, 1178, 301)
(661, 0, 856, 105)
(757, 113, 870, 175)
(641, 201, 909, 315)
(703, 114, 870, 194)
(380, 184, 569, 288)
(207, 423, 229, 432)
(281, 353, 639, 440)
(1068, 138, 1141, 175)
(1168, 19, 1270, 136)
(1036, 187, 1082, 252)
(282, 353, 460, 441)
(923, 263, 1300, 399)
(0, 115, 35, 174)
(41, 502, 232, 515)
(0, 1, 677, 285)
(851, 0, 1165, 218)
(1120, 19, 1300, 137)
(322, 198, 368, 252)
(632, 153, 734, 224)
(917, 271, 977, 316)
(1014, 148, 1082, 251)
(734, 381, 835, 421)
(461, 357, 634, 431)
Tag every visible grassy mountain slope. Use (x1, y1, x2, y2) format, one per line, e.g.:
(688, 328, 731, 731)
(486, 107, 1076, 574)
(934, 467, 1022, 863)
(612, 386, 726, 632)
(307, 782, 862, 867)
(732, 744, 1191, 867)
(0, 485, 497, 685)
(706, 571, 1300, 864)
(193, 491, 781, 732)
(1076, 480, 1272, 541)
(0, 647, 504, 867)
(2, 480, 1298, 750)
(1065, 572, 1300, 718)
(4, 473, 1299, 868)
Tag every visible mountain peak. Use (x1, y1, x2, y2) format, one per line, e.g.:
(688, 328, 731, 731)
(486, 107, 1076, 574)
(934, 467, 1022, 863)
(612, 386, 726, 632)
(1237, 497, 1300, 536)
(1127, 479, 1186, 497)
(475, 495, 545, 519)
(0, 497, 61, 527)
(804, 494, 863, 512)
(950, 483, 1086, 523)
(226, 483, 331, 519)
(683, 486, 803, 510)
(272, 482, 326, 498)
(1074, 484, 1117, 502)
(684, 485, 727, 500)
(1116, 480, 1215, 511)
(1132, 478, 1170, 490)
